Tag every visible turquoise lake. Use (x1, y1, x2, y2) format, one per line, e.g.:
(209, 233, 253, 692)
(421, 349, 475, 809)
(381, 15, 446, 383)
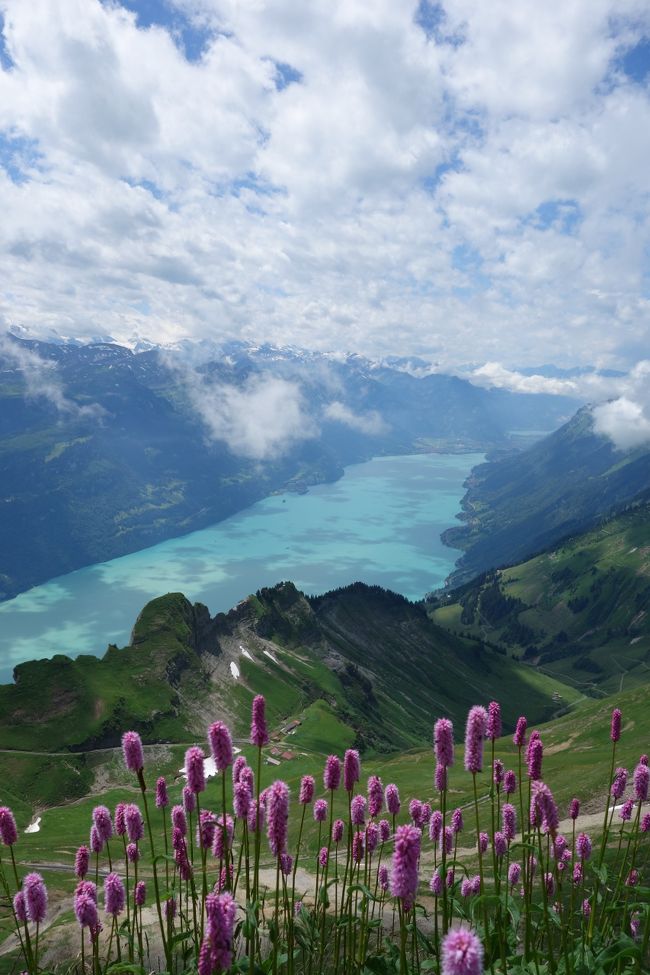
(0, 452, 482, 682)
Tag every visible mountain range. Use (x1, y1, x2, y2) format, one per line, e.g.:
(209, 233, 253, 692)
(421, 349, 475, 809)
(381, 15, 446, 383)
(0, 334, 578, 601)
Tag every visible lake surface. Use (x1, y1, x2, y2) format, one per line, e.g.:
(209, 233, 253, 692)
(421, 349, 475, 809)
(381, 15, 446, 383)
(0, 452, 482, 681)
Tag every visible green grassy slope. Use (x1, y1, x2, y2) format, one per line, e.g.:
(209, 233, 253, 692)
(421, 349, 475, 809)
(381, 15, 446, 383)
(0, 581, 582, 807)
(443, 407, 650, 586)
(430, 495, 650, 694)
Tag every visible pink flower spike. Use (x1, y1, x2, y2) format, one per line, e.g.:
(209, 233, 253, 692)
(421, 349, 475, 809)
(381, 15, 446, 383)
(441, 928, 484, 975)
(92, 806, 113, 844)
(13, 891, 27, 922)
(185, 746, 206, 794)
(250, 696, 269, 747)
(266, 780, 290, 857)
(155, 777, 169, 809)
(208, 721, 234, 772)
(324, 755, 341, 791)
(513, 716, 527, 747)
(232, 756, 247, 786)
(527, 738, 544, 780)
(351, 795, 367, 826)
(299, 775, 315, 804)
(343, 750, 361, 792)
(104, 873, 125, 916)
(114, 803, 126, 837)
(367, 775, 383, 817)
(24, 873, 48, 923)
(390, 824, 421, 912)
(121, 731, 144, 773)
(75, 845, 90, 879)
(633, 762, 649, 802)
(313, 798, 328, 823)
(576, 832, 592, 861)
(464, 706, 488, 773)
(429, 810, 443, 844)
(610, 708, 622, 743)
(134, 881, 146, 907)
(487, 701, 502, 741)
(125, 804, 144, 844)
(0, 807, 18, 846)
(434, 718, 454, 767)
(385, 783, 401, 815)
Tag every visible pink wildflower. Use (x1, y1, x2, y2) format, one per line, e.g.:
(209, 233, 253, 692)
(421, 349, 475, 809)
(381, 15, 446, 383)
(324, 755, 341, 791)
(121, 731, 144, 773)
(250, 696, 269, 747)
(441, 929, 484, 975)
(351, 795, 366, 826)
(434, 718, 454, 767)
(75, 845, 90, 879)
(429, 810, 443, 843)
(208, 721, 234, 772)
(390, 824, 421, 911)
(299, 775, 315, 804)
(513, 716, 527, 747)
(155, 777, 169, 809)
(367, 775, 383, 817)
(464, 706, 488, 773)
(0, 807, 17, 846)
(385, 783, 401, 815)
(266, 780, 290, 857)
(103, 873, 125, 917)
(313, 798, 328, 823)
(343, 750, 361, 792)
(185, 746, 206, 794)
(486, 701, 502, 741)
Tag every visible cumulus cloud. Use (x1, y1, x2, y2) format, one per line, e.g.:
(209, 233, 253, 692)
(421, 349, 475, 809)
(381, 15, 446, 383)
(323, 400, 388, 435)
(0, 0, 649, 369)
(469, 362, 583, 397)
(182, 371, 318, 459)
(592, 361, 650, 450)
(0, 331, 104, 418)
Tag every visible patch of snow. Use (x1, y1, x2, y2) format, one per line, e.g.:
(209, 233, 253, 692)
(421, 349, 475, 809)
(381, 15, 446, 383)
(263, 649, 279, 664)
(230, 661, 240, 680)
(630, 636, 643, 645)
(25, 817, 41, 834)
(179, 752, 241, 781)
(240, 645, 253, 660)
(628, 547, 638, 553)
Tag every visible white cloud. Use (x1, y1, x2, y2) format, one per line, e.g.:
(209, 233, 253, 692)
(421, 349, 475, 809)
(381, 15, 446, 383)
(592, 361, 650, 450)
(0, 330, 104, 418)
(324, 400, 388, 435)
(0, 0, 649, 370)
(469, 362, 582, 397)
(181, 370, 318, 459)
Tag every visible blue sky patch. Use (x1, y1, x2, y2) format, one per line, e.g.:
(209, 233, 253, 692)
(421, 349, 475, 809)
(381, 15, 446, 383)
(274, 61, 303, 91)
(106, 0, 214, 63)
(414, 1, 445, 41)
(533, 199, 582, 234)
(0, 134, 42, 184)
(0, 13, 14, 70)
(619, 37, 650, 83)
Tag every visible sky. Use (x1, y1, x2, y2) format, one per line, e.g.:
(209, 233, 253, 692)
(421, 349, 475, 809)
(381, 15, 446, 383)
(0, 0, 649, 379)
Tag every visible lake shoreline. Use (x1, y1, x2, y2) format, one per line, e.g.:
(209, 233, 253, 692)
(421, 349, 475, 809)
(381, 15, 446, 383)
(0, 451, 484, 681)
